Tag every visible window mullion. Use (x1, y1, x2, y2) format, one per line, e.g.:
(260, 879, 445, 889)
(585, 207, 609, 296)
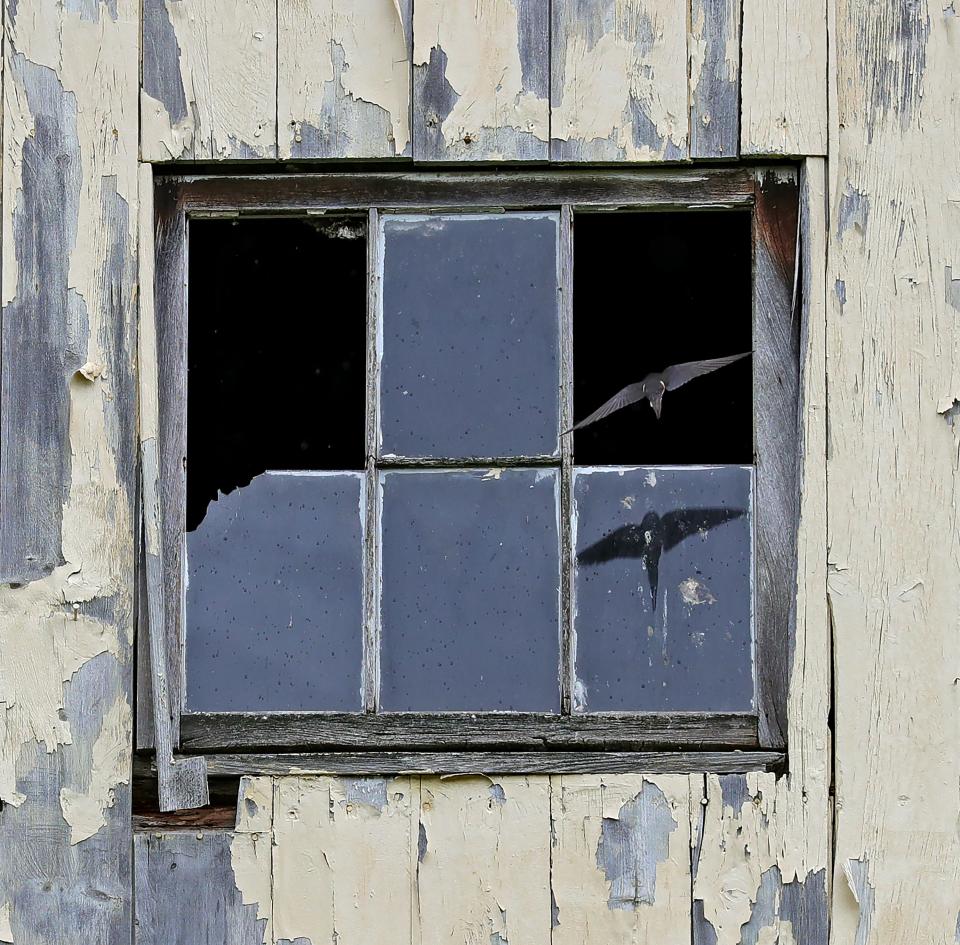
(559, 203, 575, 715)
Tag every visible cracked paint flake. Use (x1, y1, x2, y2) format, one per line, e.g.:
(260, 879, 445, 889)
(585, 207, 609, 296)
(58, 693, 131, 843)
(0, 902, 11, 944)
(279, 0, 410, 158)
(231, 777, 274, 945)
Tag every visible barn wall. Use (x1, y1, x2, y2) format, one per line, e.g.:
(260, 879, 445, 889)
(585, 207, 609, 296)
(0, 1, 952, 943)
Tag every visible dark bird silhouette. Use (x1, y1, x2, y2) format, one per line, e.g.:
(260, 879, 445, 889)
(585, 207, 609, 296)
(568, 352, 751, 431)
(577, 507, 746, 609)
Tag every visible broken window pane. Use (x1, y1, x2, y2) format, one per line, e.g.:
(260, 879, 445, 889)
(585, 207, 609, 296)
(379, 469, 561, 711)
(188, 217, 366, 531)
(379, 213, 560, 459)
(572, 211, 752, 466)
(185, 472, 364, 712)
(573, 466, 753, 711)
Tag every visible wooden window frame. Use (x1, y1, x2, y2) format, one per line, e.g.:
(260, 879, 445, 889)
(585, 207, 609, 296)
(140, 167, 801, 792)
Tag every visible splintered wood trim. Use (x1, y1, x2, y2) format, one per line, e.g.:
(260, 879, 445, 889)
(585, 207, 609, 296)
(178, 711, 759, 751)
(165, 168, 756, 214)
(752, 167, 801, 750)
(559, 205, 575, 714)
(188, 750, 785, 777)
(363, 208, 382, 713)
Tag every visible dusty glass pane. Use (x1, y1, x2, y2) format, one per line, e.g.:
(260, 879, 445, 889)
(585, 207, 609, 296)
(379, 213, 560, 458)
(380, 469, 561, 711)
(185, 472, 364, 711)
(573, 466, 753, 711)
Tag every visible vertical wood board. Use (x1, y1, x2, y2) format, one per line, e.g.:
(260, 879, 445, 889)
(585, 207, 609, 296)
(689, 0, 740, 158)
(141, 0, 277, 160)
(550, 0, 688, 162)
(412, 0, 549, 161)
(279, 0, 412, 159)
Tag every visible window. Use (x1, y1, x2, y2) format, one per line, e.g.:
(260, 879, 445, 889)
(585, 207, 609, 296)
(141, 169, 801, 790)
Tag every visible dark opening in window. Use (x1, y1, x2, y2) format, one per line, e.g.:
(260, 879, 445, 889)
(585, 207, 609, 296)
(187, 217, 367, 532)
(572, 211, 753, 466)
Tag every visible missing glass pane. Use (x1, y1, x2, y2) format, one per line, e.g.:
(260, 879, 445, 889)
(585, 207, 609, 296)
(572, 212, 752, 465)
(185, 472, 364, 711)
(187, 217, 366, 532)
(379, 213, 560, 459)
(573, 465, 753, 712)
(379, 469, 561, 711)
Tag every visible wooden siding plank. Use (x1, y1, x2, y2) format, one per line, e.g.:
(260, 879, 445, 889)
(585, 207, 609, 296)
(180, 750, 785, 777)
(141, 0, 277, 161)
(550, 0, 688, 162)
(739, 0, 827, 156)
(278, 0, 412, 159)
(411, 0, 549, 161)
(688, 0, 740, 158)
(827, 0, 960, 936)
(0, 2, 139, 942)
(550, 774, 691, 943)
(134, 831, 268, 945)
(417, 776, 551, 945)
(272, 775, 416, 943)
(691, 159, 830, 945)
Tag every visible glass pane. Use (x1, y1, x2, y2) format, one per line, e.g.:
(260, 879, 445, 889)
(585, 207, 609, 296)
(573, 466, 753, 711)
(185, 472, 364, 711)
(380, 469, 561, 711)
(379, 213, 560, 459)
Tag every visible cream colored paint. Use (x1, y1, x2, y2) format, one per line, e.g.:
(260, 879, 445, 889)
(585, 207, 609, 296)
(279, 0, 410, 157)
(413, 0, 548, 148)
(417, 776, 551, 945)
(58, 694, 131, 844)
(550, 775, 691, 945)
(272, 776, 415, 945)
(0, 1, 136, 847)
(827, 0, 960, 938)
(141, 0, 276, 160)
(231, 777, 274, 945)
(551, 0, 687, 159)
(740, 0, 827, 155)
(0, 902, 11, 945)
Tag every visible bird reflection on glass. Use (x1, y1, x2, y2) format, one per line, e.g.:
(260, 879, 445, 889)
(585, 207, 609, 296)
(577, 507, 746, 610)
(567, 352, 751, 431)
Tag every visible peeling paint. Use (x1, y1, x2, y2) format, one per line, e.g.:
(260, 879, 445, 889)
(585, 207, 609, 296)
(279, 0, 410, 158)
(0, 903, 12, 945)
(837, 183, 871, 238)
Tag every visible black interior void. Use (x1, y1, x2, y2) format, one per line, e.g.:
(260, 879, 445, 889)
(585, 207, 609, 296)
(187, 218, 367, 531)
(572, 211, 753, 465)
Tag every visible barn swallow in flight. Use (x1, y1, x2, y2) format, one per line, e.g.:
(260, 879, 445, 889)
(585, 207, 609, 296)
(568, 352, 751, 431)
(577, 507, 745, 609)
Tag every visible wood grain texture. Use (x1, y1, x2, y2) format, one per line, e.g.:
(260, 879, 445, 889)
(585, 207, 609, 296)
(550, 0, 688, 162)
(691, 159, 830, 945)
(137, 164, 208, 812)
(827, 0, 960, 939)
(550, 775, 692, 943)
(134, 831, 268, 945)
(740, 0, 827, 155)
(0, 1, 138, 941)
(279, 0, 411, 159)
(179, 711, 759, 751)
(412, 0, 549, 161)
(184, 750, 785, 777)
(141, 0, 277, 160)
(752, 167, 800, 750)
(688, 0, 740, 158)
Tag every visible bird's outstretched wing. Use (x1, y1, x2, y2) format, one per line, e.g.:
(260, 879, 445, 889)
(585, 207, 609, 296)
(577, 523, 651, 565)
(569, 382, 648, 433)
(662, 352, 751, 391)
(661, 507, 746, 551)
